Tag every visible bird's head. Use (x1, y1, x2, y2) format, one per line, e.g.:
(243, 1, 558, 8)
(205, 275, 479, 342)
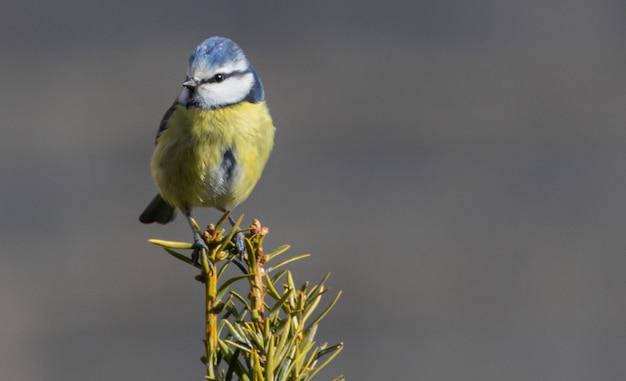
(177, 37, 264, 109)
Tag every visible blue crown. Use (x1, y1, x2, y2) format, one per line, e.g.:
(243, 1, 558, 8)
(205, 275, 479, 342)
(189, 37, 247, 71)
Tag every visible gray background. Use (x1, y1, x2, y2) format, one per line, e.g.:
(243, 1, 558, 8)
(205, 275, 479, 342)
(1, 1, 626, 380)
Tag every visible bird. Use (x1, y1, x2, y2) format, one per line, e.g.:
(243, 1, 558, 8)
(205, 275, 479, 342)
(139, 36, 275, 265)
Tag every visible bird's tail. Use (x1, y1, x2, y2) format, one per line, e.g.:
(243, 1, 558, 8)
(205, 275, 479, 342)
(139, 194, 177, 224)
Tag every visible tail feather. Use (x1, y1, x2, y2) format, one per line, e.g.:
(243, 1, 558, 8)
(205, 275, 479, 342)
(139, 194, 177, 224)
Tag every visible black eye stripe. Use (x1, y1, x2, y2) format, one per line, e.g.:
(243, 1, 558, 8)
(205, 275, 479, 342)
(209, 73, 225, 83)
(201, 70, 248, 84)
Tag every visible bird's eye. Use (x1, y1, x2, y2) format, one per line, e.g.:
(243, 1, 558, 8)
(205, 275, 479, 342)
(201, 73, 229, 85)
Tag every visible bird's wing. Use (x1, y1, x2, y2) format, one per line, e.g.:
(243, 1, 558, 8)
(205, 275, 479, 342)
(155, 102, 178, 144)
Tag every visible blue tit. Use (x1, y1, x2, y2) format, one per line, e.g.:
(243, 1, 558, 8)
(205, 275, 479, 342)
(139, 36, 275, 264)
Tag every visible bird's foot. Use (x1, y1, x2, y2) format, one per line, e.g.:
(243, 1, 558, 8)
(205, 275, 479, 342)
(232, 231, 246, 261)
(191, 235, 210, 267)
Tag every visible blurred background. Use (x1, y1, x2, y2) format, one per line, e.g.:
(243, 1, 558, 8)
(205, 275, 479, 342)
(1, 0, 626, 379)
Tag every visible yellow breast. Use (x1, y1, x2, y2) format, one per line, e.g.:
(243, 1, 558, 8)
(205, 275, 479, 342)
(151, 101, 275, 210)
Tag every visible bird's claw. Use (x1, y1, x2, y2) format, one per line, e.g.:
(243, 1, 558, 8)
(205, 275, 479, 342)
(188, 229, 243, 272)
(191, 238, 210, 267)
(233, 231, 246, 261)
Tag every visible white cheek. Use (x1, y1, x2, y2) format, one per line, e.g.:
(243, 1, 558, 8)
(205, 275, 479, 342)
(200, 73, 254, 107)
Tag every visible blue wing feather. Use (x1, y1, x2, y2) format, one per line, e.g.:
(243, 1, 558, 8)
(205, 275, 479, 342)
(155, 102, 178, 144)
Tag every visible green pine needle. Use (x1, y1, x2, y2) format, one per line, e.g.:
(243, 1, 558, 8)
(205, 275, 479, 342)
(146, 212, 343, 380)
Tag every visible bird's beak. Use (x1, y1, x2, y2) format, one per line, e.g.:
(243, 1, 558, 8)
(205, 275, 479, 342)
(182, 78, 198, 89)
